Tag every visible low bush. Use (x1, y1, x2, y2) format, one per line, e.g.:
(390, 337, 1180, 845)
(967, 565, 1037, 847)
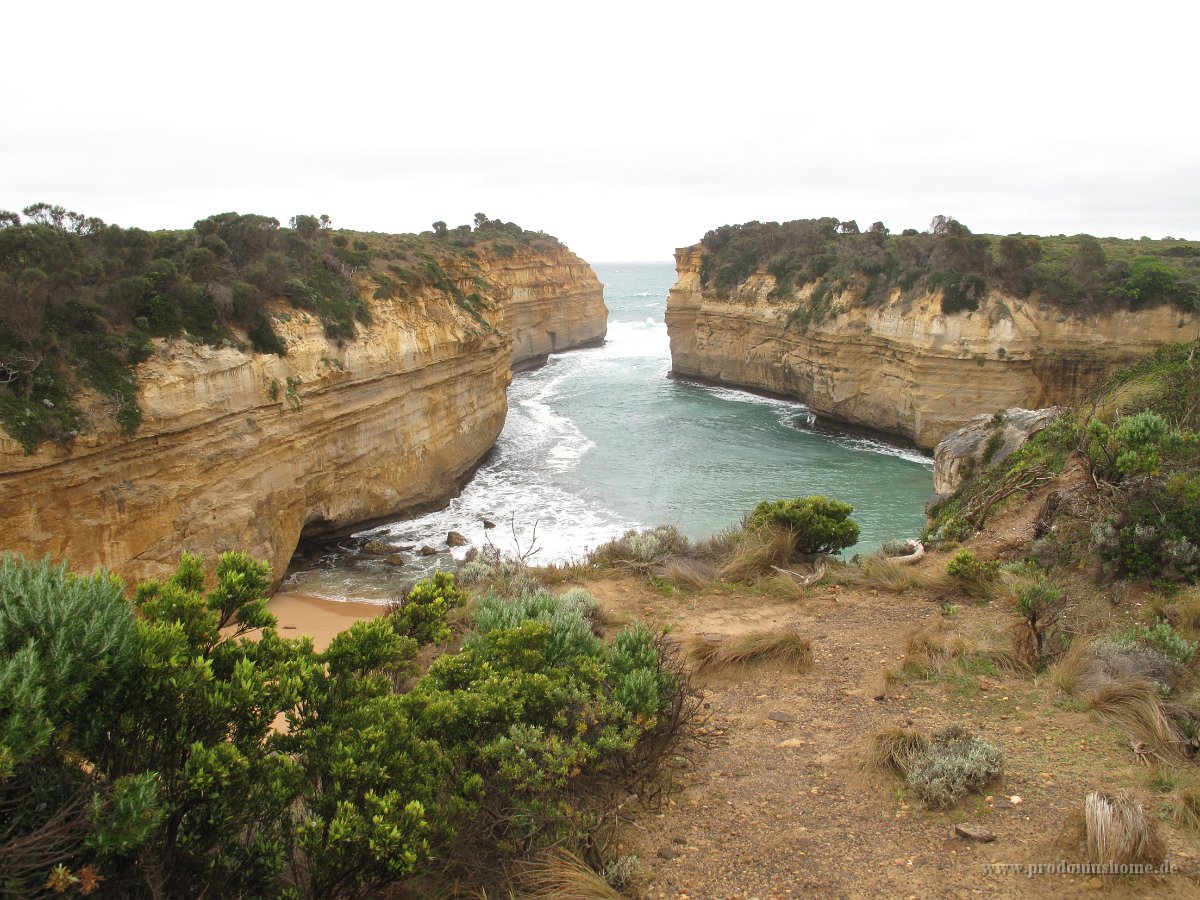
(588, 526, 687, 571)
(1010, 576, 1066, 667)
(1115, 618, 1197, 666)
(905, 726, 1003, 809)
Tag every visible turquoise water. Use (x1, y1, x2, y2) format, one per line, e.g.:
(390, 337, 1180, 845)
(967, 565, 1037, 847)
(283, 262, 934, 601)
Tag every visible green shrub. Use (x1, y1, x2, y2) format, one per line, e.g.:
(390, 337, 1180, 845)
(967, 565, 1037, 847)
(946, 549, 1000, 581)
(747, 495, 859, 555)
(0, 553, 685, 896)
(390, 571, 467, 645)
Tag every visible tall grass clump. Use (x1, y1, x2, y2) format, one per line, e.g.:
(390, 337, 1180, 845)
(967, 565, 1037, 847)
(686, 626, 813, 673)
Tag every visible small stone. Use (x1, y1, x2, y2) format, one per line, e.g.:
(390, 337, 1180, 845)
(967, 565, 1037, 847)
(481, 518, 496, 529)
(776, 738, 805, 748)
(419, 545, 438, 556)
(395, 544, 414, 551)
(768, 710, 797, 723)
(672, 835, 688, 845)
(446, 531, 469, 547)
(954, 823, 997, 843)
(656, 846, 681, 860)
(1012, 726, 1025, 735)
(384, 554, 406, 566)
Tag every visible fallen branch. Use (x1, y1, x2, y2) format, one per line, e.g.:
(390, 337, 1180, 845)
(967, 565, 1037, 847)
(893, 540, 926, 565)
(770, 556, 828, 586)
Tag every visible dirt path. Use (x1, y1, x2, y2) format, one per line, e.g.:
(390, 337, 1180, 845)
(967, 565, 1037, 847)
(593, 573, 1200, 899)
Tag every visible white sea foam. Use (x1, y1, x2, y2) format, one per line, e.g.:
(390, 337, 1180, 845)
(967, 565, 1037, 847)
(689, 381, 931, 466)
(599, 317, 669, 359)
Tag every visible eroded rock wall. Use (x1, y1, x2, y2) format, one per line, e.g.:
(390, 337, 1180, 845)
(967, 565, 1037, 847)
(0, 248, 606, 587)
(666, 247, 1196, 450)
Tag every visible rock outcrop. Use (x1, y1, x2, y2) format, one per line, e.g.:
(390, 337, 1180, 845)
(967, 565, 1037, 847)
(666, 246, 1196, 450)
(488, 246, 607, 369)
(932, 407, 1066, 496)
(0, 246, 605, 587)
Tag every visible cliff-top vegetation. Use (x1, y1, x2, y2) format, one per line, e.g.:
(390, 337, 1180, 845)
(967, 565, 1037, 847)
(695, 215, 1200, 325)
(0, 206, 562, 453)
(0, 556, 686, 897)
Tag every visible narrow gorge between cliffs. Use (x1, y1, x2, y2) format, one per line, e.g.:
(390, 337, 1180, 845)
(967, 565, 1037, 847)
(283, 262, 934, 602)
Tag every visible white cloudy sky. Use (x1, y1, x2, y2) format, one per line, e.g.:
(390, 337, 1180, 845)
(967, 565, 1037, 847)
(5, 1, 1198, 261)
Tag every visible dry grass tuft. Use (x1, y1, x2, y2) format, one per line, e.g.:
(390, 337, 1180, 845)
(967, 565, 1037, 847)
(715, 525, 797, 582)
(1160, 586, 1200, 642)
(516, 848, 623, 900)
(683, 634, 725, 671)
(1172, 781, 1200, 833)
(1083, 790, 1166, 867)
(653, 556, 715, 590)
(687, 627, 813, 673)
(1050, 636, 1094, 695)
(1088, 680, 1192, 766)
(838, 555, 940, 595)
(864, 727, 930, 778)
(898, 627, 970, 678)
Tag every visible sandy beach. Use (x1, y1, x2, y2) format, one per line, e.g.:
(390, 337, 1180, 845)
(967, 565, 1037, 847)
(267, 591, 385, 651)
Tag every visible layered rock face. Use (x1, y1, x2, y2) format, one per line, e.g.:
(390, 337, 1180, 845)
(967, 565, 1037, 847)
(666, 247, 1196, 450)
(0, 249, 605, 587)
(486, 245, 607, 369)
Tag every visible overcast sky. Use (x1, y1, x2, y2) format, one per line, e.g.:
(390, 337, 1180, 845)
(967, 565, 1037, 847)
(6, 1, 1198, 261)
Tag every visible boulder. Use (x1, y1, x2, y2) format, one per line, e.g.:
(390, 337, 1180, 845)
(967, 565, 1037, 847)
(446, 531, 469, 547)
(933, 407, 1065, 495)
(419, 545, 438, 556)
(954, 823, 997, 842)
(362, 538, 396, 555)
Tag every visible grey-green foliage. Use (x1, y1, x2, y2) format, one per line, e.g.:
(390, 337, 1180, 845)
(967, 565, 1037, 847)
(558, 588, 600, 627)
(457, 556, 495, 586)
(471, 590, 602, 664)
(1115, 618, 1197, 666)
(0, 554, 136, 775)
(905, 727, 1003, 808)
(591, 526, 687, 569)
(609, 623, 673, 716)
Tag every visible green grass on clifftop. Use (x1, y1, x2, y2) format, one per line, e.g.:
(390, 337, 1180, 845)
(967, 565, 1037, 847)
(696, 215, 1200, 327)
(0, 206, 562, 452)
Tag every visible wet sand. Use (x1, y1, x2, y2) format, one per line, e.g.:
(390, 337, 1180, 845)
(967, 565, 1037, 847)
(267, 591, 385, 651)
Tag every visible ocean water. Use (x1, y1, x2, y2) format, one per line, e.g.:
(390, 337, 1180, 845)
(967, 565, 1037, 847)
(282, 262, 934, 601)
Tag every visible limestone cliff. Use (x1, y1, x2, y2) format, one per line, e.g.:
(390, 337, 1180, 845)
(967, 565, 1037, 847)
(666, 247, 1197, 450)
(484, 245, 607, 369)
(0, 248, 605, 587)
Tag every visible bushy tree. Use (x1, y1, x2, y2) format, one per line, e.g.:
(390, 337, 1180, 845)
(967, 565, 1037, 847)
(747, 495, 860, 555)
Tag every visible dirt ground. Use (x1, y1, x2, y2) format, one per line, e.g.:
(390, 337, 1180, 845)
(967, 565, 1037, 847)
(581, 495, 1200, 899)
(584, 567, 1193, 898)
